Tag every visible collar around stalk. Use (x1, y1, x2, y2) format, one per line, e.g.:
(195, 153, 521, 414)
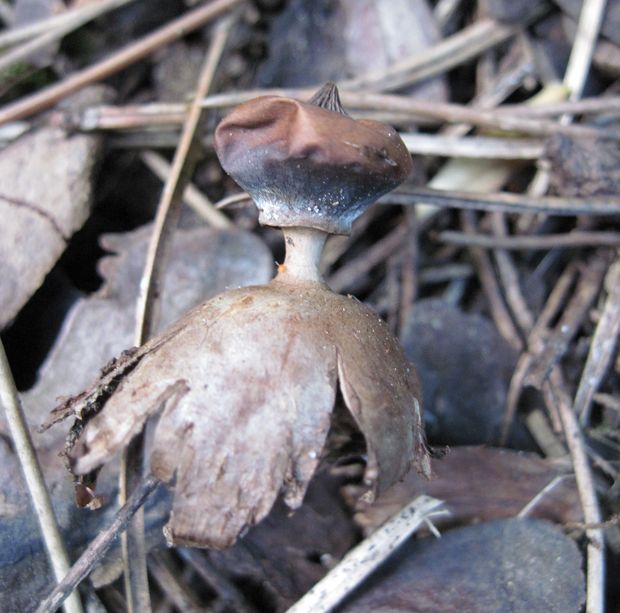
(214, 82, 413, 235)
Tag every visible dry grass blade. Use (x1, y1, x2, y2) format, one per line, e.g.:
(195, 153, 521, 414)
(119, 14, 237, 611)
(0, 341, 83, 613)
(0, 0, 243, 125)
(286, 496, 448, 613)
(35, 476, 160, 613)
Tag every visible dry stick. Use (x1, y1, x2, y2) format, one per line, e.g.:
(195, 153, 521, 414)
(35, 476, 160, 613)
(501, 263, 579, 443)
(526, 255, 607, 388)
(0, 0, 136, 74)
(388, 185, 620, 216)
(140, 150, 232, 229)
(436, 229, 620, 249)
(120, 17, 235, 612)
(547, 375, 605, 613)
(0, 341, 83, 613)
(577, 259, 620, 425)
(499, 96, 620, 117)
(286, 496, 448, 613)
(327, 223, 408, 293)
(72, 92, 614, 139)
(0, 0, 243, 125)
(490, 213, 535, 334)
(461, 211, 523, 350)
(558, 2, 609, 600)
(202, 89, 611, 139)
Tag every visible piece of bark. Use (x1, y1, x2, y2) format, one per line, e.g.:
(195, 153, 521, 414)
(0, 91, 105, 330)
(0, 224, 273, 609)
(350, 446, 582, 533)
(339, 518, 585, 612)
(257, 0, 447, 101)
(546, 133, 620, 197)
(399, 299, 530, 447)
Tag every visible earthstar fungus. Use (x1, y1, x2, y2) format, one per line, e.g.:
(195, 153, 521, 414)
(51, 83, 429, 549)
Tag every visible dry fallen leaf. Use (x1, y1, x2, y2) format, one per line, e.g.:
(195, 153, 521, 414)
(0, 90, 105, 330)
(349, 446, 582, 533)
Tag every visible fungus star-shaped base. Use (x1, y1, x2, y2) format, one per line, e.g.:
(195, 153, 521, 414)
(60, 279, 428, 549)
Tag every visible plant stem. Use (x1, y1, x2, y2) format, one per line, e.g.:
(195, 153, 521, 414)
(278, 227, 328, 284)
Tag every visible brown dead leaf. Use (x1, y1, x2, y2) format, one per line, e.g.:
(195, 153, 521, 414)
(350, 446, 582, 534)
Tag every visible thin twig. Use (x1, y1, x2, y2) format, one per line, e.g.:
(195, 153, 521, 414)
(389, 185, 620, 216)
(0, 0, 243, 125)
(577, 258, 620, 425)
(547, 376, 606, 613)
(66, 92, 618, 139)
(461, 211, 523, 350)
(327, 224, 408, 293)
(201, 89, 613, 139)
(0, 340, 83, 613)
(0, 0, 136, 74)
(436, 229, 620, 249)
(499, 96, 620, 117)
(120, 15, 236, 611)
(286, 496, 448, 613)
(35, 476, 160, 613)
(140, 150, 232, 229)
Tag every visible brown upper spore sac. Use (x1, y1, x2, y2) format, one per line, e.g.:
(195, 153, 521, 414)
(214, 83, 413, 234)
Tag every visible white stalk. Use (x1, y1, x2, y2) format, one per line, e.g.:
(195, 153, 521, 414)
(278, 227, 328, 284)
